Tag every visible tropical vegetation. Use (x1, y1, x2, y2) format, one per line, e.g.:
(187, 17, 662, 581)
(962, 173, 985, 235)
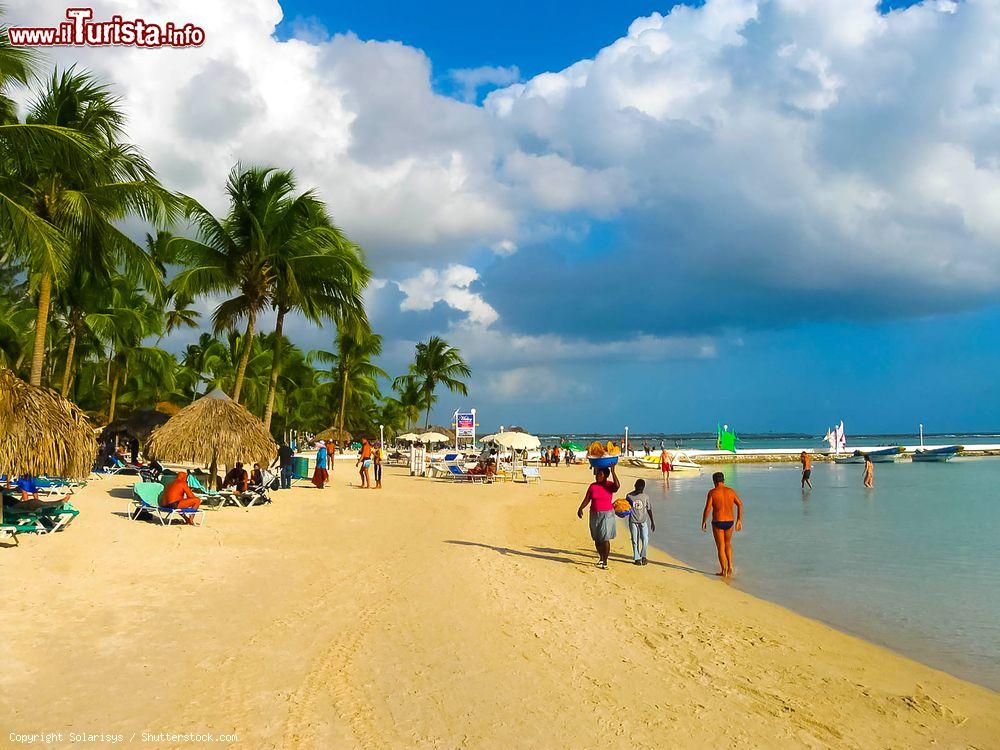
(0, 17, 472, 441)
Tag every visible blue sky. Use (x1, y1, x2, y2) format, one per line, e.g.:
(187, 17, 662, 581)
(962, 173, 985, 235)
(13, 0, 996, 435)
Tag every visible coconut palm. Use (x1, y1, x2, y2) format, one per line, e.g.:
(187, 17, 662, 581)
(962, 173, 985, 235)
(172, 165, 366, 407)
(5, 68, 173, 386)
(259, 206, 369, 431)
(312, 329, 387, 440)
(393, 336, 471, 429)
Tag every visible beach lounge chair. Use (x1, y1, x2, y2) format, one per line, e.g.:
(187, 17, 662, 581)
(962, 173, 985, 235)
(2, 503, 77, 534)
(521, 466, 542, 484)
(129, 482, 205, 526)
(1, 517, 43, 543)
(187, 474, 241, 509)
(233, 470, 275, 508)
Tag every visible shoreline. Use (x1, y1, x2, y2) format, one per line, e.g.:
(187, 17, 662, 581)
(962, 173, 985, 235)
(1, 466, 996, 747)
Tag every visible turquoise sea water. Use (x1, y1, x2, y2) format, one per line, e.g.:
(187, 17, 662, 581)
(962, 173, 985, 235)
(640, 458, 1000, 691)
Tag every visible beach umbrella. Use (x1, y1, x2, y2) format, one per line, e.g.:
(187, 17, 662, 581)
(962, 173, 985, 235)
(99, 408, 171, 446)
(492, 431, 541, 450)
(146, 388, 276, 484)
(315, 426, 352, 445)
(0, 367, 97, 522)
(415, 431, 449, 444)
(561, 441, 584, 451)
(396, 432, 420, 443)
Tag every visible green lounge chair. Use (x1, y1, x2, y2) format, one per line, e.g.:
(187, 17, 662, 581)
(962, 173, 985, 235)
(3, 503, 78, 533)
(130, 482, 205, 526)
(186, 474, 241, 509)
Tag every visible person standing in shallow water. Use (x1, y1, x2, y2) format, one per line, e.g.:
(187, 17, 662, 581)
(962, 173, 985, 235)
(800, 451, 812, 489)
(577, 464, 621, 569)
(863, 454, 874, 488)
(701, 471, 744, 577)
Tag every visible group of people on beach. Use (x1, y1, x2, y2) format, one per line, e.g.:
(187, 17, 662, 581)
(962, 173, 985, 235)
(308, 438, 384, 490)
(577, 462, 744, 576)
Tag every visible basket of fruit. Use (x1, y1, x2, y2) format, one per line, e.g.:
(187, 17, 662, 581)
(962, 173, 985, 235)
(587, 441, 621, 468)
(612, 498, 632, 518)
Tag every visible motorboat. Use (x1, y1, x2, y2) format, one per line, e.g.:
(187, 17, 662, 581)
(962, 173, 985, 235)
(911, 445, 963, 463)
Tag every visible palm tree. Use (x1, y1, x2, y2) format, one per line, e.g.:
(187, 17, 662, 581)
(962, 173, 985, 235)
(5, 68, 172, 386)
(312, 329, 387, 440)
(394, 336, 471, 429)
(172, 165, 367, 406)
(259, 203, 369, 431)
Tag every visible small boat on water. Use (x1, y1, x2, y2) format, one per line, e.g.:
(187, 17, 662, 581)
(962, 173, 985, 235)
(833, 446, 905, 464)
(626, 451, 702, 473)
(911, 445, 963, 463)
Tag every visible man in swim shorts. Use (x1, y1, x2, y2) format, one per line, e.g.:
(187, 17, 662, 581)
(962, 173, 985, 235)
(800, 451, 812, 489)
(701, 471, 744, 577)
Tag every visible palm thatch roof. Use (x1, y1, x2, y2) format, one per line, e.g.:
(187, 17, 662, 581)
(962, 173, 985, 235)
(99, 408, 171, 445)
(146, 388, 276, 467)
(315, 426, 352, 444)
(0, 367, 97, 480)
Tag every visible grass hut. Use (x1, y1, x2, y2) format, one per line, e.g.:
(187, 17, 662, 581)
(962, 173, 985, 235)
(146, 388, 276, 485)
(0, 367, 97, 523)
(315, 426, 352, 447)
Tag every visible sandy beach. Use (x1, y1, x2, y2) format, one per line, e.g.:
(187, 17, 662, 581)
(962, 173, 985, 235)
(2, 465, 997, 750)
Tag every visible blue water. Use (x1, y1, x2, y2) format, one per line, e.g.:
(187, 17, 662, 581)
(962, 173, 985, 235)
(538, 432, 1000, 451)
(641, 458, 1000, 691)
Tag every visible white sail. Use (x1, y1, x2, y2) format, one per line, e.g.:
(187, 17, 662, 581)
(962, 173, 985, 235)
(836, 421, 847, 453)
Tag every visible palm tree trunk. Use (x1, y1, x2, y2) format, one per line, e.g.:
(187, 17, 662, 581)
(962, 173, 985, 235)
(29, 272, 53, 387)
(424, 402, 431, 430)
(262, 307, 286, 431)
(231, 310, 257, 403)
(108, 370, 120, 423)
(60, 327, 78, 397)
(337, 368, 349, 439)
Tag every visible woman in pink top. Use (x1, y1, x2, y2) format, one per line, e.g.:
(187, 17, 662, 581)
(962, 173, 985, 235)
(577, 464, 621, 569)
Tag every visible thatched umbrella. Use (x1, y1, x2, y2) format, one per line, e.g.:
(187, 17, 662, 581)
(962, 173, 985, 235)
(146, 388, 276, 485)
(0, 368, 97, 522)
(99, 408, 171, 447)
(315, 426, 352, 445)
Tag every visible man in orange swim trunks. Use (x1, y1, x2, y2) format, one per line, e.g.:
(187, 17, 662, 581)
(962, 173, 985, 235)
(701, 471, 744, 577)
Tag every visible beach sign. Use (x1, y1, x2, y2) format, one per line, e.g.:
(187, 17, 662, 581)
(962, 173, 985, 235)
(455, 411, 476, 438)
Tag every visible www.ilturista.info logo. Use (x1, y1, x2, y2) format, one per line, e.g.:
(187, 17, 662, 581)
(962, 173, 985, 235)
(8, 8, 205, 48)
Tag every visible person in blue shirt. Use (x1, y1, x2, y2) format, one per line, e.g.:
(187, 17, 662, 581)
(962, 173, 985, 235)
(312, 440, 329, 489)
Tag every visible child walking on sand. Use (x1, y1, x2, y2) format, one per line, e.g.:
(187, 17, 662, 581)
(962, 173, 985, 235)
(627, 479, 655, 565)
(701, 471, 744, 577)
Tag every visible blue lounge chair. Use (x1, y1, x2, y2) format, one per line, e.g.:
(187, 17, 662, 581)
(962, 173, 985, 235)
(521, 466, 542, 484)
(130, 482, 205, 526)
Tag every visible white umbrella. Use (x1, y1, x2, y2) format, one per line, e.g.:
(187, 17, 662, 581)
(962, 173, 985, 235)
(479, 433, 498, 444)
(492, 431, 540, 450)
(416, 431, 449, 444)
(396, 432, 420, 442)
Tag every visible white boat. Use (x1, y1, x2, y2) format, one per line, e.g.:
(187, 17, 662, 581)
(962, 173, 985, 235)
(911, 445, 963, 463)
(626, 451, 701, 473)
(833, 446, 904, 464)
